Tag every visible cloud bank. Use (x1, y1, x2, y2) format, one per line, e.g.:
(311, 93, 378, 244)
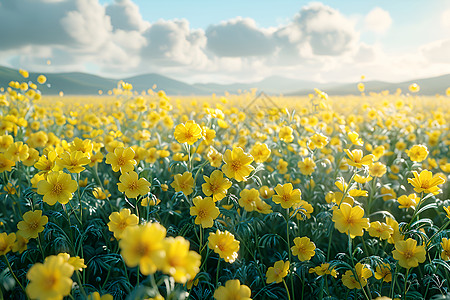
(0, 0, 448, 83)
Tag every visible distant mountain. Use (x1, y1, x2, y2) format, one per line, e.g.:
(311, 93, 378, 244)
(0, 65, 449, 96)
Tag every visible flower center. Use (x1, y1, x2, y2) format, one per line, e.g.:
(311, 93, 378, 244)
(29, 221, 39, 230)
(403, 250, 414, 259)
(128, 181, 139, 191)
(231, 160, 242, 171)
(52, 183, 63, 195)
(117, 156, 126, 166)
(198, 209, 207, 219)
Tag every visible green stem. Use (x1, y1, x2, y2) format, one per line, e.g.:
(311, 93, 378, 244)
(282, 278, 291, 300)
(286, 208, 295, 300)
(216, 258, 221, 286)
(3, 255, 29, 299)
(137, 265, 140, 287)
(37, 233, 46, 261)
(77, 173, 82, 226)
(403, 269, 410, 299)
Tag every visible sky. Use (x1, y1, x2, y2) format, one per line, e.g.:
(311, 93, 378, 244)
(0, 0, 449, 84)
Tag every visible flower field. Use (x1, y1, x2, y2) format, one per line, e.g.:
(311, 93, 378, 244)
(0, 72, 449, 300)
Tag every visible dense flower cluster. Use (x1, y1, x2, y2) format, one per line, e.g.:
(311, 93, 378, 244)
(0, 72, 449, 299)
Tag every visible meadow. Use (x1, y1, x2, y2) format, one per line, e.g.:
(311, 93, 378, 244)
(0, 72, 449, 300)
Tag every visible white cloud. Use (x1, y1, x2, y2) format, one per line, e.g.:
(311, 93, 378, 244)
(442, 9, 450, 29)
(364, 7, 392, 34)
(421, 39, 450, 63)
(105, 0, 150, 32)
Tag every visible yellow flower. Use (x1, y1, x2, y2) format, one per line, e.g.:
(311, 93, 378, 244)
(108, 208, 139, 239)
(202, 127, 216, 145)
(372, 145, 385, 161)
(208, 230, 240, 263)
(0, 153, 15, 172)
(381, 186, 396, 201)
(37, 171, 78, 205)
(407, 170, 446, 195)
(55, 151, 90, 173)
(120, 223, 166, 275)
(309, 133, 328, 149)
(92, 187, 110, 200)
(369, 162, 386, 177)
(174, 120, 203, 145)
(444, 206, 450, 219)
(238, 188, 260, 212)
(34, 151, 57, 178)
(348, 131, 363, 146)
(57, 253, 87, 271)
(291, 237, 315, 261)
(332, 203, 369, 238)
(87, 292, 114, 300)
(17, 210, 48, 239)
(374, 262, 392, 282)
(354, 174, 373, 184)
(26, 255, 75, 300)
(254, 198, 273, 214)
(392, 238, 426, 269)
(117, 171, 150, 198)
(12, 233, 28, 254)
(341, 263, 372, 289)
(386, 217, 404, 244)
(0, 232, 16, 255)
(105, 147, 136, 173)
(441, 238, 450, 260)
(37, 75, 47, 84)
(171, 171, 194, 195)
(279, 126, 294, 143)
(259, 186, 274, 199)
(272, 183, 301, 209)
(202, 170, 232, 202)
(266, 260, 289, 284)
(250, 142, 271, 163)
(161, 236, 201, 283)
(190, 196, 220, 228)
(276, 159, 288, 174)
(292, 200, 313, 220)
(409, 83, 420, 93)
(207, 146, 223, 168)
(298, 157, 316, 175)
(308, 263, 337, 278)
(222, 147, 254, 182)
(407, 145, 428, 162)
(213, 279, 252, 300)
(5, 142, 29, 162)
(344, 149, 374, 168)
(368, 221, 393, 240)
(397, 194, 418, 209)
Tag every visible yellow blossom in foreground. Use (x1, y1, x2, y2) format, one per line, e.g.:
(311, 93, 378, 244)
(0, 153, 15, 172)
(5, 142, 29, 162)
(279, 126, 294, 143)
(117, 171, 150, 198)
(291, 237, 316, 261)
(108, 208, 139, 239)
(105, 147, 136, 173)
(392, 238, 426, 269)
(222, 147, 254, 182)
(0, 232, 16, 255)
(341, 263, 372, 289)
(37, 171, 78, 205)
(368, 221, 393, 240)
(238, 188, 260, 212)
(202, 170, 232, 202)
(55, 151, 90, 173)
(26, 255, 74, 300)
(309, 133, 328, 149)
(161, 236, 200, 283)
(213, 279, 252, 300)
(407, 170, 446, 195)
(348, 131, 363, 146)
(375, 262, 392, 282)
(120, 223, 166, 275)
(250, 142, 271, 163)
(344, 149, 374, 168)
(57, 253, 87, 272)
(272, 183, 301, 209)
(332, 203, 369, 238)
(441, 238, 450, 260)
(407, 144, 428, 162)
(17, 210, 48, 239)
(208, 230, 240, 263)
(87, 292, 114, 300)
(309, 263, 337, 277)
(174, 120, 203, 145)
(266, 260, 289, 284)
(397, 194, 419, 209)
(190, 196, 220, 228)
(171, 171, 194, 195)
